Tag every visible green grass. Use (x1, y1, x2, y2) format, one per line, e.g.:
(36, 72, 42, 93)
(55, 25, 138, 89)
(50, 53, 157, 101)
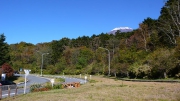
(89, 79, 98, 83)
(54, 77, 65, 83)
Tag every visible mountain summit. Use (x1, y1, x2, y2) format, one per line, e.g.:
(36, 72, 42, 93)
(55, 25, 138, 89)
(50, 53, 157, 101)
(108, 27, 133, 34)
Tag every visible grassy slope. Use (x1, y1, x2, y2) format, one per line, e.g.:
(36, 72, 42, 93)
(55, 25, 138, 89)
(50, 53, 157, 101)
(3, 76, 180, 101)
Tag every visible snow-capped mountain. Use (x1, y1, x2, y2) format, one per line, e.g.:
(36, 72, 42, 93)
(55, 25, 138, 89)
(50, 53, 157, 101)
(108, 27, 133, 34)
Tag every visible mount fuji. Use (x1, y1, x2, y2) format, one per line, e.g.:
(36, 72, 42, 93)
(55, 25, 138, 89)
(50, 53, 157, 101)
(108, 27, 133, 34)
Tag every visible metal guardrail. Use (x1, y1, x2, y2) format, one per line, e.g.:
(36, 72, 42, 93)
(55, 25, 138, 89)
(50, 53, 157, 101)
(0, 85, 17, 91)
(0, 85, 18, 99)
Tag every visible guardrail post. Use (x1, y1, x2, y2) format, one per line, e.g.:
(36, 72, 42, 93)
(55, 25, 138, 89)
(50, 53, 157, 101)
(8, 86, 10, 97)
(15, 87, 18, 96)
(0, 89, 2, 100)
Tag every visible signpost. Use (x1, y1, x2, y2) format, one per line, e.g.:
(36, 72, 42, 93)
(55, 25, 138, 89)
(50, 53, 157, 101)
(24, 69, 31, 94)
(50, 79, 55, 87)
(85, 76, 87, 83)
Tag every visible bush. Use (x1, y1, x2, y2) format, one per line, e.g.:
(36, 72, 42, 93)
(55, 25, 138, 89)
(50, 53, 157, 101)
(53, 84, 63, 89)
(33, 87, 50, 92)
(30, 83, 42, 92)
(30, 82, 64, 92)
(44, 82, 53, 90)
(56, 78, 65, 83)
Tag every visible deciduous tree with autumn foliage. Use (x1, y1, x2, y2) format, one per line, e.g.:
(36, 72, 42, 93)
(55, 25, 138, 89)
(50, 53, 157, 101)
(1, 63, 14, 78)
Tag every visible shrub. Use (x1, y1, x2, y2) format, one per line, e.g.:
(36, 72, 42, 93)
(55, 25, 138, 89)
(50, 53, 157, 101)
(30, 83, 42, 92)
(44, 82, 53, 90)
(56, 78, 65, 83)
(53, 84, 63, 89)
(33, 87, 50, 92)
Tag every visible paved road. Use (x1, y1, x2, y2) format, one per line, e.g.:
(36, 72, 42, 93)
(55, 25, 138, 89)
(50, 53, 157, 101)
(2, 74, 50, 98)
(47, 75, 87, 84)
(17, 74, 50, 87)
(2, 74, 86, 98)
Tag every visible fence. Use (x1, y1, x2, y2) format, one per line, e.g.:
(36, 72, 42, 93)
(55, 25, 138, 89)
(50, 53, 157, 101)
(0, 85, 18, 99)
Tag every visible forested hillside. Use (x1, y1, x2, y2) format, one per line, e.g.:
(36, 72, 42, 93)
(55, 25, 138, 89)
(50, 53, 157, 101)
(1, 0, 180, 79)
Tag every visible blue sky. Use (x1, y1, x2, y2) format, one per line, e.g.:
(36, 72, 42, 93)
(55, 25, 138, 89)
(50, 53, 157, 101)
(0, 0, 165, 44)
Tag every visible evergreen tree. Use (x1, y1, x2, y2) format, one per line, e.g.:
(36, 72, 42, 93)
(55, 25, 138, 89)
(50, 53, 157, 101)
(0, 34, 10, 66)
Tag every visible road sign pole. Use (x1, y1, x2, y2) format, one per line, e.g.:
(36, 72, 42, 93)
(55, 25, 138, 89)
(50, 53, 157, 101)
(85, 76, 87, 83)
(24, 74, 26, 94)
(50, 79, 54, 88)
(24, 69, 31, 94)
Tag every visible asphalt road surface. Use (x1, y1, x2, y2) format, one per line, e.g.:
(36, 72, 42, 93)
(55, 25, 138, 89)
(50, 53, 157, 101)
(2, 74, 86, 98)
(44, 75, 87, 84)
(2, 74, 49, 98)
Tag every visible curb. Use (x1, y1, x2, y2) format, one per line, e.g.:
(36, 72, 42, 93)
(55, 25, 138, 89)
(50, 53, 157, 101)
(17, 80, 29, 85)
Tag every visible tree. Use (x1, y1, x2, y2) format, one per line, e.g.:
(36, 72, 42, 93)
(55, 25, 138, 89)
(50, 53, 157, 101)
(142, 18, 159, 50)
(9, 42, 37, 72)
(71, 36, 91, 48)
(51, 38, 70, 65)
(91, 36, 101, 51)
(99, 33, 110, 47)
(0, 34, 10, 66)
(75, 47, 93, 73)
(107, 37, 120, 55)
(1, 63, 14, 77)
(158, 0, 180, 45)
(139, 23, 149, 51)
(127, 30, 144, 50)
(146, 48, 178, 78)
